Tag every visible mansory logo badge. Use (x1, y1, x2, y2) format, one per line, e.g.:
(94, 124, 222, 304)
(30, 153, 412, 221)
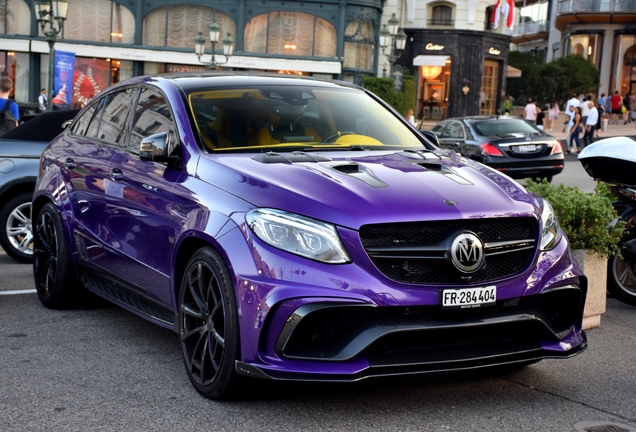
(450, 232, 485, 273)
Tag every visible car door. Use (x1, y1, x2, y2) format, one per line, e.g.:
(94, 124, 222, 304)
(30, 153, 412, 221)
(64, 96, 119, 258)
(437, 120, 466, 154)
(101, 87, 183, 305)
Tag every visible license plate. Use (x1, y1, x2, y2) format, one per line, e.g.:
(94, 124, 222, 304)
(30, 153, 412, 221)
(518, 144, 536, 152)
(442, 286, 496, 309)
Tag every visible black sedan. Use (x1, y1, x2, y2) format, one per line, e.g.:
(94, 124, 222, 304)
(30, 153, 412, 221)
(431, 116, 564, 182)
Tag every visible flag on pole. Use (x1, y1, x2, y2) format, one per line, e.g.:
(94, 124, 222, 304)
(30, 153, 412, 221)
(492, 0, 515, 30)
(491, 0, 501, 29)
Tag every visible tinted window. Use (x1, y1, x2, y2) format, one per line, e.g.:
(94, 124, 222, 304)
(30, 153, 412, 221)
(96, 88, 136, 145)
(71, 101, 99, 136)
(431, 123, 445, 137)
(474, 119, 541, 136)
(129, 88, 175, 152)
(441, 121, 464, 139)
(85, 98, 106, 138)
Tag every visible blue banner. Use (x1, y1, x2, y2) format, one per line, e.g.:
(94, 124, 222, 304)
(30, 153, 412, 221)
(52, 50, 75, 109)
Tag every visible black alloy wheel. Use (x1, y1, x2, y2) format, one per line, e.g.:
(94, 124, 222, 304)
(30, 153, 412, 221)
(179, 247, 241, 400)
(33, 202, 82, 309)
(607, 234, 636, 306)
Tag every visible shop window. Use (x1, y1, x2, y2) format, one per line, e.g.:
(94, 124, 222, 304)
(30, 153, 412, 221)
(143, 5, 235, 50)
(244, 12, 336, 57)
(618, 38, 636, 95)
(569, 33, 602, 66)
(61, 0, 135, 44)
(428, 3, 454, 27)
(0, 0, 30, 35)
(343, 19, 374, 71)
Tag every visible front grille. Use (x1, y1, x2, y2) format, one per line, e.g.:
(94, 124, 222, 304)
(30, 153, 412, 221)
(364, 321, 545, 365)
(359, 218, 536, 285)
(281, 288, 582, 361)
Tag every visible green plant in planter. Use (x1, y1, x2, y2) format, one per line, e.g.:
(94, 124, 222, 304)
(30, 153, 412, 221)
(524, 179, 625, 258)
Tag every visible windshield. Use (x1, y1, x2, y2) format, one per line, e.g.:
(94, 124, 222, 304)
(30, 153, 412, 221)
(473, 119, 543, 137)
(188, 85, 426, 151)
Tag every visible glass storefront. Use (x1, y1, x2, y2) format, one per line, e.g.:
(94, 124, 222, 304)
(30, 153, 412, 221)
(613, 34, 636, 95)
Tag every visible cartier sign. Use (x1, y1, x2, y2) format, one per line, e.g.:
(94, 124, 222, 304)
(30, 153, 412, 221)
(426, 43, 444, 51)
(488, 47, 501, 55)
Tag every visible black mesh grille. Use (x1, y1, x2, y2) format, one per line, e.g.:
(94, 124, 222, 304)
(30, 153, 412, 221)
(364, 321, 545, 365)
(359, 217, 536, 285)
(282, 288, 582, 361)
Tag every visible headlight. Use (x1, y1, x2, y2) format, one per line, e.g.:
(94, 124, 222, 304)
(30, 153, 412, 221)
(539, 198, 562, 250)
(246, 209, 351, 264)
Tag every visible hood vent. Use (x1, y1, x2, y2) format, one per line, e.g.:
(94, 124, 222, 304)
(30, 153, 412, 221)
(323, 162, 388, 188)
(415, 162, 473, 186)
(251, 151, 332, 164)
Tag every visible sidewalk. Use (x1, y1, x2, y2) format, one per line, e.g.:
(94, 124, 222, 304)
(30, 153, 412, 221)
(418, 117, 636, 141)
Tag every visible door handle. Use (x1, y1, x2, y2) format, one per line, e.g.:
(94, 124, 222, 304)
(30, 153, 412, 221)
(110, 168, 124, 181)
(65, 158, 76, 170)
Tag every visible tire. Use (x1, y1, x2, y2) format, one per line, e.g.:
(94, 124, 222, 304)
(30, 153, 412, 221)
(33, 202, 83, 309)
(0, 192, 34, 263)
(607, 233, 636, 306)
(178, 247, 242, 400)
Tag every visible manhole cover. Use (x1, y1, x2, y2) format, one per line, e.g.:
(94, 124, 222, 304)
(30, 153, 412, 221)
(574, 421, 636, 432)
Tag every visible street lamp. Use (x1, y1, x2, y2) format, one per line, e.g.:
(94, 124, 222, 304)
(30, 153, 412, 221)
(194, 22, 234, 70)
(34, 0, 69, 112)
(379, 13, 407, 79)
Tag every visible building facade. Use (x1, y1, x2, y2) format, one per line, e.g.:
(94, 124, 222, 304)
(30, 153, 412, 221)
(379, 0, 513, 119)
(512, 0, 636, 98)
(0, 0, 386, 110)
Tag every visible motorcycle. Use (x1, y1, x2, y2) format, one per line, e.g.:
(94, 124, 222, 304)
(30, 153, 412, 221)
(579, 137, 636, 305)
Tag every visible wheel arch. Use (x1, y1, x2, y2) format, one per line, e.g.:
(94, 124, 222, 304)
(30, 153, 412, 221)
(0, 178, 36, 209)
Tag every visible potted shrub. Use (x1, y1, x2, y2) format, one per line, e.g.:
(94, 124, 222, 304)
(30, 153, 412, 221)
(525, 179, 625, 329)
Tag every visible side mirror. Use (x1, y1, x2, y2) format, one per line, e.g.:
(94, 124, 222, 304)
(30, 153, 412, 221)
(419, 130, 440, 147)
(140, 132, 170, 158)
(139, 132, 181, 167)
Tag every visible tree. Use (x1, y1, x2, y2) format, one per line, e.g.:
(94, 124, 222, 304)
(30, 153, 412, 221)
(363, 73, 416, 117)
(507, 53, 600, 107)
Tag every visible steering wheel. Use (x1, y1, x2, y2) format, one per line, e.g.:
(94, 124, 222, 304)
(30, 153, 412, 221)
(321, 131, 355, 143)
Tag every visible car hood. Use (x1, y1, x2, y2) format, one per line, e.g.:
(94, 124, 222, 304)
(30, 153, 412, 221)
(197, 150, 539, 229)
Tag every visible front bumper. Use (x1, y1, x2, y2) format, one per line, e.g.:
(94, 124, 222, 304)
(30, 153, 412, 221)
(236, 284, 587, 381)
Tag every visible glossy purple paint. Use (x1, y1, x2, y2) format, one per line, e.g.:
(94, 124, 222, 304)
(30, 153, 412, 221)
(34, 74, 587, 386)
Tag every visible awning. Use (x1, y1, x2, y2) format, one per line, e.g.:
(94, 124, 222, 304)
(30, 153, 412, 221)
(413, 55, 450, 67)
(507, 65, 522, 78)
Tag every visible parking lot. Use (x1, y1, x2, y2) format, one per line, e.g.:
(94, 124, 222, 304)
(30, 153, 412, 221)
(1, 247, 636, 432)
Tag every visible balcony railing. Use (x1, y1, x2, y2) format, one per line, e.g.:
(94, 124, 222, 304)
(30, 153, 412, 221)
(426, 18, 454, 26)
(557, 0, 636, 14)
(512, 20, 549, 37)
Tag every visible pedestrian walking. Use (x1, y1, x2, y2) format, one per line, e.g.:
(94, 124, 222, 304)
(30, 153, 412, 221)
(569, 106, 582, 153)
(583, 101, 598, 147)
(610, 91, 622, 125)
(536, 106, 545, 131)
(524, 98, 537, 123)
(548, 98, 559, 132)
(580, 94, 593, 126)
(622, 93, 631, 124)
(38, 88, 47, 112)
(0, 76, 19, 136)
(629, 91, 636, 123)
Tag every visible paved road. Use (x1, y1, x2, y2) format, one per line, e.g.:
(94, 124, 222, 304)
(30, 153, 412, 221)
(1, 250, 636, 431)
(2, 155, 635, 431)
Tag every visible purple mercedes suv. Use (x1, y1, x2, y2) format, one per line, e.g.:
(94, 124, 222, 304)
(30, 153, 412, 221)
(32, 73, 587, 399)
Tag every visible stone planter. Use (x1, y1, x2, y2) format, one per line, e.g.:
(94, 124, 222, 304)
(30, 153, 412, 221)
(572, 249, 607, 330)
